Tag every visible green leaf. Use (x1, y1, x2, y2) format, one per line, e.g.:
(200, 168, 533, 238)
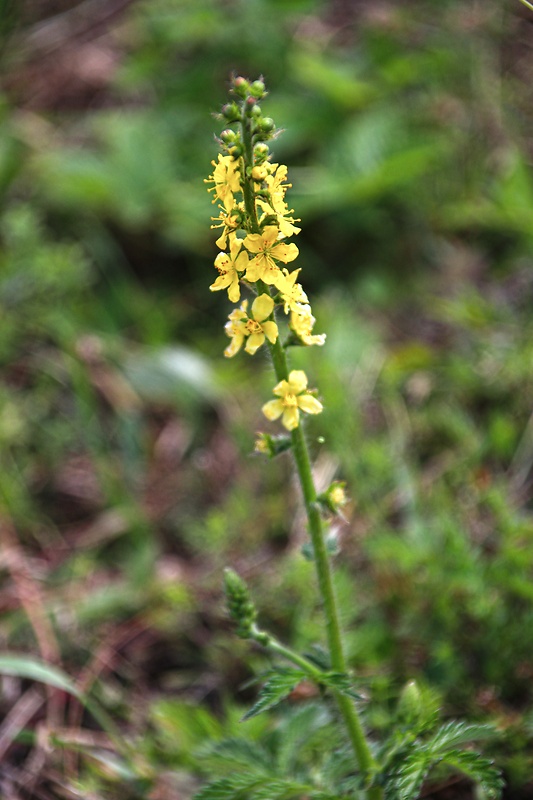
(440, 751, 504, 799)
(391, 750, 432, 800)
(319, 671, 363, 700)
(429, 721, 497, 753)
(253, 779, 315, 800)
(241, 668, 306, 721)
(0, 654, 81, 697)
(200, 737, 273, 773)
(194, 775, 267, 800)
(0, 654, 129, 761)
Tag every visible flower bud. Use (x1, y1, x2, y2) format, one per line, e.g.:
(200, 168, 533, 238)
(224, 568, 257, 639)
(254, 432, 292, 457)
(228, 143, 243, 158)
(233, 77, 250, 97)
(250, 80, 266, 99)
(219, 128, 237, 144)
(251, 165, 268, 182)
(244, 97, 261, 117)
(254, 142, 270, 162)
(222, 102, 241, 122)
(257, 117, 275, 133)
(397, 680, 423, 725)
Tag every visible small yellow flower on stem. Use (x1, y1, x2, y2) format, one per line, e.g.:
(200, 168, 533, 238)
(211, 204, 243, 250)
(205, 154, 242, 211)
(210, 235, 249, 303)
(279, 269, 308, 314)
(262, 369, 323, 430)
(224, 294, 279, 357)
(290, 303, 326, 346)
(243, 226, 298, 290)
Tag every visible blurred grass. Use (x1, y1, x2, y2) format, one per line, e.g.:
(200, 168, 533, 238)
(0, 0, 533, 797)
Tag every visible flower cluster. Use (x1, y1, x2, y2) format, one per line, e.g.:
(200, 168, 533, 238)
(206, 76, 325, 431)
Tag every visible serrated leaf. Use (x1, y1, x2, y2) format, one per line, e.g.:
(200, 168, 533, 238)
(320, 671, 363, 700)
(441, 750, 504, 799)
(253, 778, 314, 800)
(428, 721, 497, 753)
(194, 774, 267, 800)
(390, 750, 432, 800)
(241, 668, 306, 721)
(200, 737, 272, 773)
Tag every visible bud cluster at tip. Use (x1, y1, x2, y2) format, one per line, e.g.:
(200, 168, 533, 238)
(223, 568, 258, 639)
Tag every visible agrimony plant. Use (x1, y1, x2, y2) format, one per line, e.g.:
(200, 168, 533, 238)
(202, 75, 503, 800)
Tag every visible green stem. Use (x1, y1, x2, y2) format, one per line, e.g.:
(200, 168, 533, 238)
(239, 97, 381, 798)
(250, 625, 324, 680)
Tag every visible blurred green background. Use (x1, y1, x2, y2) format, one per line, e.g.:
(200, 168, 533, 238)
(1, 0, 533, 797)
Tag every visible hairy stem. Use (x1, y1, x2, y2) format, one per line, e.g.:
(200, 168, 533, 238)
(240, 105, 381, 798)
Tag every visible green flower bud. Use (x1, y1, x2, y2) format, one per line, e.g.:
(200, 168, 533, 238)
(257, 117, 275, 133)
(228, 143, 243, 158)
(220, 128, 237, 144)
(233, 77, 250, 97)
(250, 80, 266, 99)
(244, 97, 261, 117)
(222, 102, 241, 122)
(224, 568, 257, 638)
(254, 142, 269, 163)
(254, 432, 292, 457)
(397, 680, 423, 725)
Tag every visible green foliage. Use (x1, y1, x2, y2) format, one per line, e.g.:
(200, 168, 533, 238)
(0, 0, 532, 797)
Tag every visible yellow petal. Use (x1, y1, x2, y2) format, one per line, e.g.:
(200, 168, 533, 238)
(242, 233, 263, 254)
(287, 370, 308, 394)
(224, 334, 244, 358)
(251, 294, 274, 322)
(210, 274, 231, 292)
(245, 332, 265, 355)
(271, 242, 299, 263)
(297, 395, 323, 415)
(282, 407, 299, 430)
(273, 379, 289, 398)
(261, 321, 278, 344)
(262, 399, 284, 421)
(262, 226, 280, 245)
(227, 276, 241, 303)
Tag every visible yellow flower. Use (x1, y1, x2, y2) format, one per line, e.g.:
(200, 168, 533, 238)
(263, 164, 301, 238)
(224, 294, 278, 357)
(211, 204, 243, 250)
(205, 154, 242, 211)
(290, 304, 326, 346)
(279, 269, 308, 314)
(210, 235, 249, 303)
(262, 370, 323, 430)
(243, 226, 298, 290)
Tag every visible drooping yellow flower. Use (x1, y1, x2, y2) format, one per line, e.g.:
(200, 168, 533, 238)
(243, 226, 298, 290)
(210, 235, 249, 303)
(262, 369, 323, 430)
(255, 197, 301, 239)
(224, 294, 278, 357)
(290, 303, 326, 346)
(205, 154, 242, 211)
(211, 204, 243, 249)
(279, 269, 308, 314)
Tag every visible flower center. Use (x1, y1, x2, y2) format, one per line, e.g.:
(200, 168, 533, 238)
(245, 320, 262, 334)
(282, 392, 298, 408)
